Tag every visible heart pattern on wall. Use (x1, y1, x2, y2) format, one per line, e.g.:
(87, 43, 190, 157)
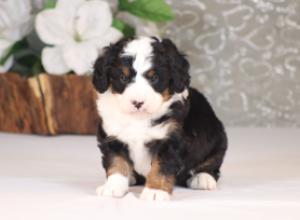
(161, 0, 300, 127)
(223, 5, 254, 31)
(243, 27, 275, 50)
(195, 29, 226, 55)
(239, 58, 272, 80)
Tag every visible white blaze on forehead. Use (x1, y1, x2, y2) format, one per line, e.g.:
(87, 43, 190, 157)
(122, 36, 154, 75)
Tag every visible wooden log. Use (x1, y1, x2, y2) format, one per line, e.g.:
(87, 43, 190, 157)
(0, 73, 99, 135)
(0, 73, 48, 134)
(38, 74, 99, 135)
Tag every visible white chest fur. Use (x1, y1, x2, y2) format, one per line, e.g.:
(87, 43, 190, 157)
(96, 92, 175, 176)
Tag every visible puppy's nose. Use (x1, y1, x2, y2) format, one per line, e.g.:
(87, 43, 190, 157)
(132, 100, 144, 109)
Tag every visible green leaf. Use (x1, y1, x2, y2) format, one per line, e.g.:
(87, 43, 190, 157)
(1, 37, 44, 77)
(118, 0, 175, 22)
(11, 51, 44, 77)
(112, 19, 135, 38)
(0, 40, 28, 66)
(44, 0, 56, 9)
(118, 0, 130, 11)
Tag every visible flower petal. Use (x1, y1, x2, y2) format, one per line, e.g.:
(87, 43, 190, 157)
(56, 0, 85, 25)
(56, 0, 85, 12)
(63, 42, 98, 75)
(92, 27, 123, 50)
(0, 0, 31, 28)
(36, 10, 74, 45)
(0, 39, 13, 73)
(11, 0, 31, 25)
(1, 26, 28, 42)
(75, 0, 112, 40)
(0, 56, 13, 73)
(0, 3, 12, 30)
(42, 46, 70, 74)
(0, 38, 13, 51)
(0, 0, 32, 41)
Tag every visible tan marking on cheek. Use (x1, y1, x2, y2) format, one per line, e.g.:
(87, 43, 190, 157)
(107, 156, 132, 177)
(162, 88, 171, 101)
(146, 158, 175, 194)
(122, 67, 130, 77)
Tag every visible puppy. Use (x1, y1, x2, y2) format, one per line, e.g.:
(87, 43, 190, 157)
(93, 36, 227, 201)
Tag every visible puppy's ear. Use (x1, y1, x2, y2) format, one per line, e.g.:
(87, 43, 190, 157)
(161, 39, 190, 93)
(93, 54, 109, 93)
(93, 38, 130, 93)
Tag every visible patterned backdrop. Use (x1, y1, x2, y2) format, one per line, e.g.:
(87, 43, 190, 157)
(115, 0, 300, 127)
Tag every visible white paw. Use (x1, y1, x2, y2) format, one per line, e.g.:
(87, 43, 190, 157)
(96, 174, 129, 198)
(187, 172, 217, 190)
(140, 187, 171, 201)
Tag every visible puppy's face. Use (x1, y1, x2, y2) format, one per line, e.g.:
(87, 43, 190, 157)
(93, 37, 190, 115)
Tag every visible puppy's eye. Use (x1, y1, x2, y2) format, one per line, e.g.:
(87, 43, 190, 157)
(120, 74, 129, 84)
(149, 75, 159, 84)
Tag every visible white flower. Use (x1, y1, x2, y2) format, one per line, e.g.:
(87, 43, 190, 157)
(0, 0, 32, 73)
(0, 39, 13, 72)
(36, 0, 122, 75)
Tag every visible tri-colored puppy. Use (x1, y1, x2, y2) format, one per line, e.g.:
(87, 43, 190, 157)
(93, 36, 227, 201)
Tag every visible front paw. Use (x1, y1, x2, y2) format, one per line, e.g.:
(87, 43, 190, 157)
(96, 174, 129, 198)
(140, 187, 171, 201)
(187, 172, 217, 190)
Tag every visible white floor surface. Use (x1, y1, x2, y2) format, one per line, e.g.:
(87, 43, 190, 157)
(0, 128, 300, 220)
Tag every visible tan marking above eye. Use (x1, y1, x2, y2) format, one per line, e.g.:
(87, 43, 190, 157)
(122, 67, 130, 77)
(145, 70, 156, 78)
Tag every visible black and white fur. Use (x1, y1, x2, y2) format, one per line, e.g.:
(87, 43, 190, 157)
(93, 36, 227, 201)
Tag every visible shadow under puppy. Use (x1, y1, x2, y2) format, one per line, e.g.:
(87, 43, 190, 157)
(93, 36, 227, 201)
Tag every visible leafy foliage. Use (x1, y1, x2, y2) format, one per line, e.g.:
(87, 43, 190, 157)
(118, 0, 174, 22)
(0, 41, 26, 66)
(112, 19, 135, 38)
(44, 0, 56, 9)
(1, 33, 44, 76)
